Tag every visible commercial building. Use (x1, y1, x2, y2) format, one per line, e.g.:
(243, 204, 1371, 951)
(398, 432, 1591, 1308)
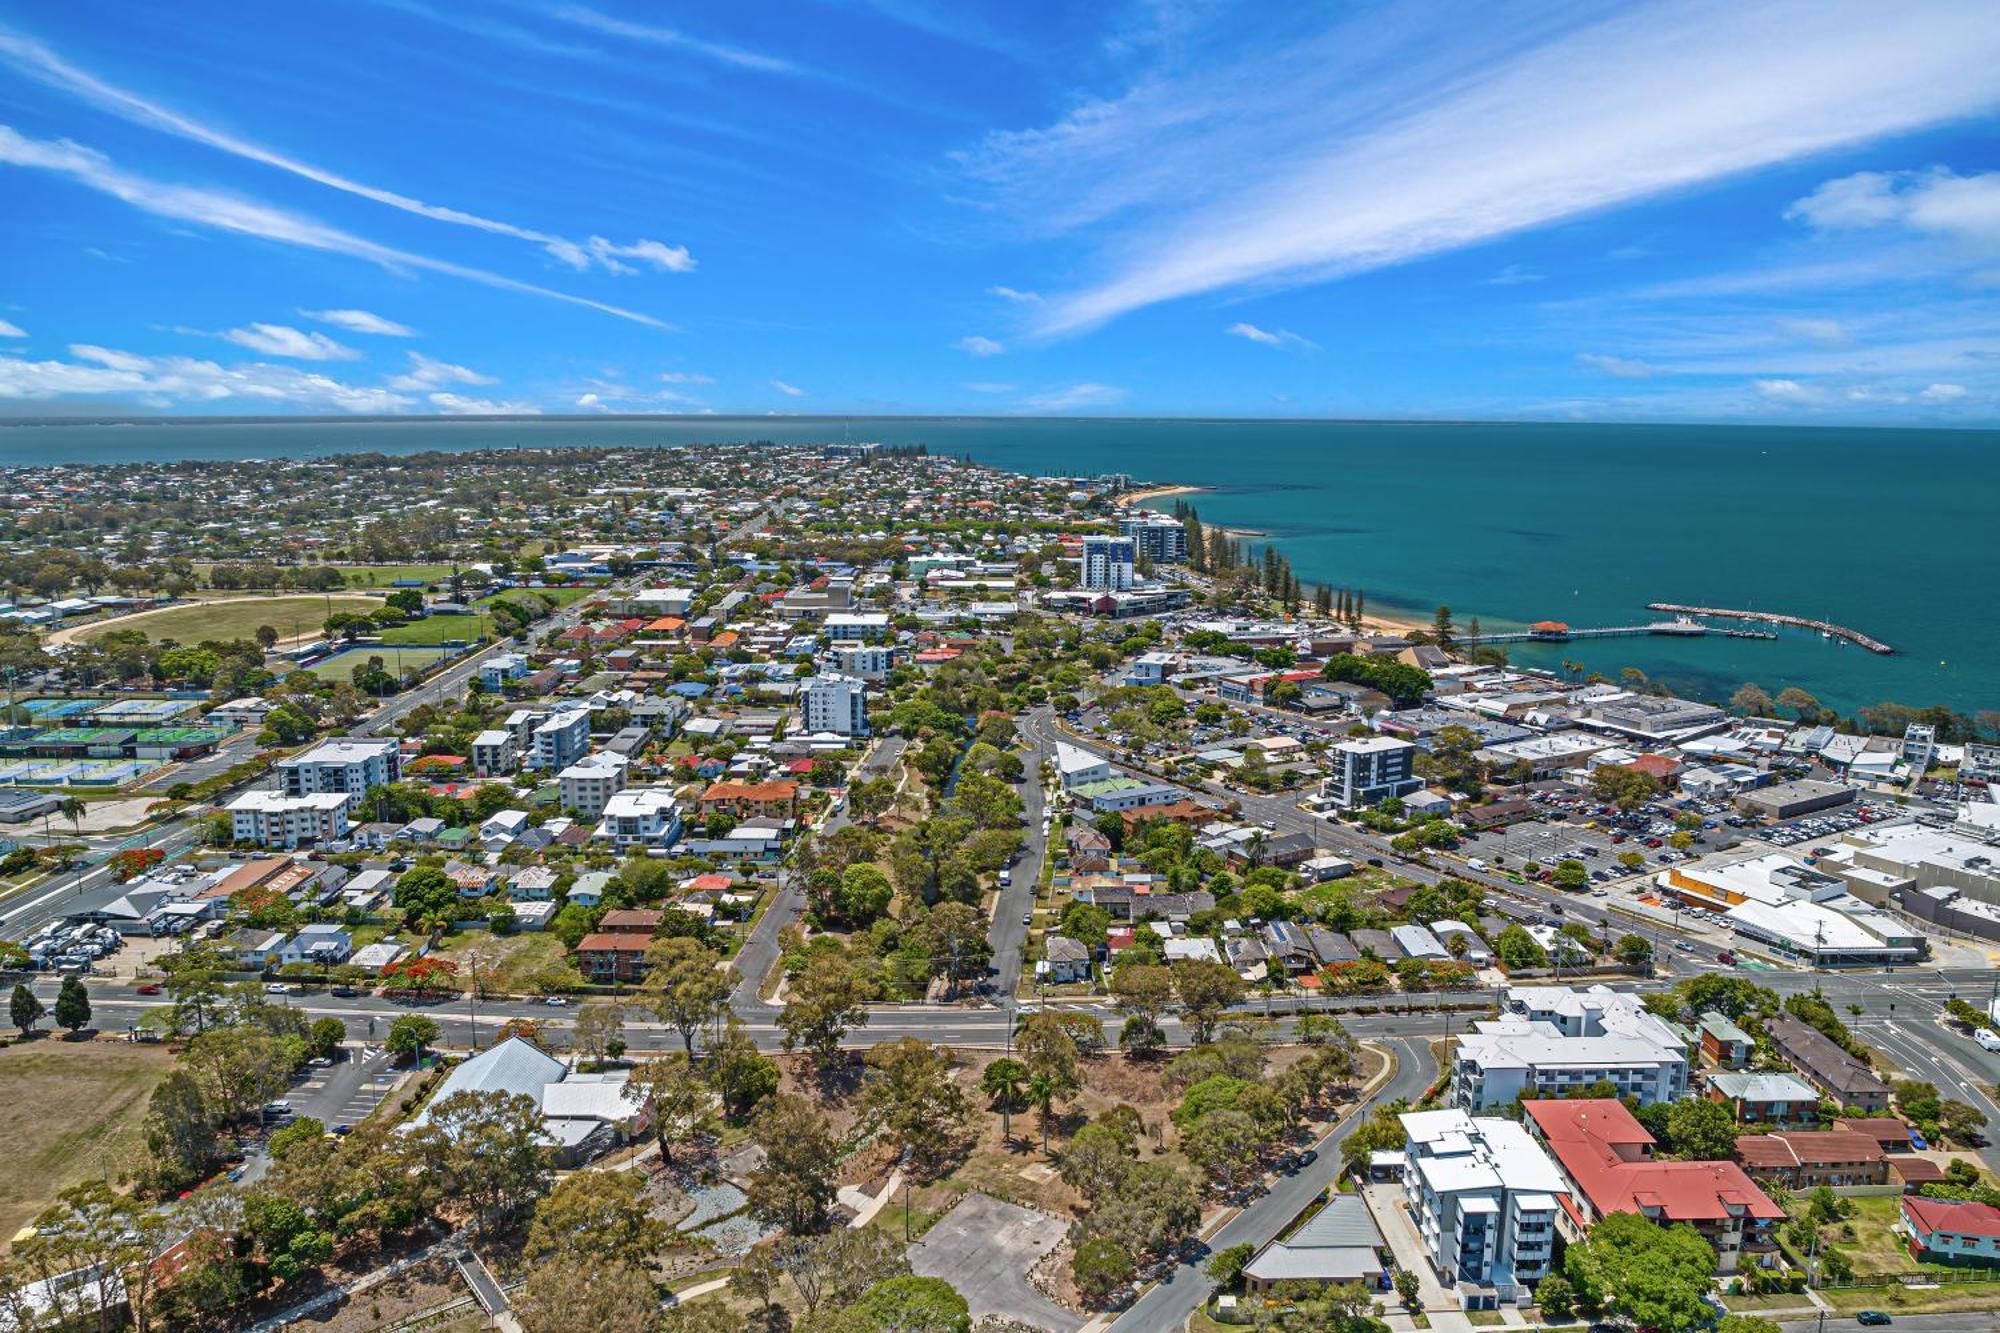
(227, 791, 352, 849)
(1737, 779, 1855, 822)
(530, 708, 592, 772)
(1583, 694, 1728, 739)
(1320, 736, 1423, 809)
(1524, 1099, 1782, 1274)
(1081, 534, 1136, 592)
(1055, 741, 1117, 789)
(1658, 852, 1926, 967)
(1118, 511, 1188, 564)
(1400, 1109, 1568, 1310)
(558, 752, 628, 819)
(1451, 987, 1689, 1111)
(799, 672, 869, 737)
(278, 737, 401, 797)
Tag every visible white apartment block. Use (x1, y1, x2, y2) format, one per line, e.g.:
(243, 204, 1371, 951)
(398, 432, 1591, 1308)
(228, 791, 352, 849)
(800, 672, 869, 736)
(831, 644, 893, 680)
(558, 752, 628, 819)
(1321, 736, 1423, 808)
(1450, 985, 1690, 1110)
(531, 708, 592, 772)
(478, 653, 529, 690)
(597, 788, 683, 849)
(471, 729, 518, 777)
(278, 737, 401, 797)
(1401, 1109, 1568, 1310)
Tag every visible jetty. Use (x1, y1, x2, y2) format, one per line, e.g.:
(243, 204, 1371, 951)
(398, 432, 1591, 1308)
(1645, 603, 1892, 654)
(1473, 618, 1776, 646)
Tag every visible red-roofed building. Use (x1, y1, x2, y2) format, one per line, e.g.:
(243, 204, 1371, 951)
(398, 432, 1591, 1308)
(698, 779, 800, 819)
(573, 931, 650, 983)
(1731, 1131, 1890, 1190)
(1524, 1098, 1782, 1273)
(1622, 753, 1683, 786)
(1903, 1197, 2000, 1267)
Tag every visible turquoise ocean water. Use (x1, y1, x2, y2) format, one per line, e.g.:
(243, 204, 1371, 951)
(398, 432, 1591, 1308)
(3, 416, 1994, 717)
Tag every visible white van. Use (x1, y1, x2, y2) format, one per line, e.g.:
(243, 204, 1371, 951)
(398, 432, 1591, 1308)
(1467, 858, 1489, 873)
(998, 869, 1012, 887)
(1977, 1029, 2000, 1053)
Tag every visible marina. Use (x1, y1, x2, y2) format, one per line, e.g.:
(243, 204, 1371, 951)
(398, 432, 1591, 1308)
(1645, 603, 1894, 655)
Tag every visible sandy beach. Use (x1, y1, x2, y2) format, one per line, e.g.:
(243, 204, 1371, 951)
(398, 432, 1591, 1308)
(1119, 483, 1208, 505)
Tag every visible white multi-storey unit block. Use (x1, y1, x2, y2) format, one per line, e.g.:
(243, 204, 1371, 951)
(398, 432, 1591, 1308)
(800, 672, 869, 736)
(278, 737, 401, 797)
(1401, 1109, 1568, 1310)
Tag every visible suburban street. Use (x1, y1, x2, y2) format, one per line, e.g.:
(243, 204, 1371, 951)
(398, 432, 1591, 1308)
(1112, 1034, 1438, 1331)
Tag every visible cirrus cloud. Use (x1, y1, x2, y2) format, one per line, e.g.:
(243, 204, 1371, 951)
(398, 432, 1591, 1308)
(220, 323, 358, 361)
(298, 308, 415, 337)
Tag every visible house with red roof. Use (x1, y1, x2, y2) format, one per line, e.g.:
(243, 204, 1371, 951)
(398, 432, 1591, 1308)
(1902, 1197, 2000, 1268)
(1523, 1098, 1782, 1273)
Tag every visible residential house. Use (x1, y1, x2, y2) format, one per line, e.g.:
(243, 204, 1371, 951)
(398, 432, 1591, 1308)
(1902, 1198, 2000, 1268)
(1039, 935, 1091, 985)
(568, 871, 614, 907)
(698, 779, 800, 820)
(509, 867, 559, 901)
(1241, 1194, 1388, 1295)
(279, 923, 354, 968)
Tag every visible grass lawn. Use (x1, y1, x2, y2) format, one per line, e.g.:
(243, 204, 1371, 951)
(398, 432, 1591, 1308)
(1823, 1282, 2000, 1317)
(306, 644, 451, 681)
(0, 1037, 175, 1239)
(377, 615, 490, 646)
(329, 564, 455, 588)
(77, 594, 382, 646)
(1810, 1194, 1926, 1276)
(1721, 1290, 1818, 1311)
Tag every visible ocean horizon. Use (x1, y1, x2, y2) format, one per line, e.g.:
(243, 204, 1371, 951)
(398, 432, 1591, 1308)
(7, 414, 1995, 718)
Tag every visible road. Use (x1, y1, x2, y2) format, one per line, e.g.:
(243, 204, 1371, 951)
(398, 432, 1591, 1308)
(1111, 1033, 1438, 1331)
(984, 716, 1057, 1001)
(727, 734, 908, 1012)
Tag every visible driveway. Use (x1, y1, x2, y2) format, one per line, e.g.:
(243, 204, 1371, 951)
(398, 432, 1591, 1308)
(909, 1192, 1077, 1333)
(1364, 1181, 1453, 1313)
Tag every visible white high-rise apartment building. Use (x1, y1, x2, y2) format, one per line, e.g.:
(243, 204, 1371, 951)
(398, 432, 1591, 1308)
(1081, 535, 1136, 591)
(801, 672, 869, 736)
(1401, 1109, 1568, 1310)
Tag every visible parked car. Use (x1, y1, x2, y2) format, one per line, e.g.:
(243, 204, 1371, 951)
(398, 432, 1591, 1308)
(135, 983, 162, 995)
(264, 983, 292, 995)
(1856, 1313, 1892, 1326)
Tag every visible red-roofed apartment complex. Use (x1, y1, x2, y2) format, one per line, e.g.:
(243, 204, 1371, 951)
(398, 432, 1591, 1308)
(1902, 1197, 2000, 1268)
(1524, 1099, 1783, 1273)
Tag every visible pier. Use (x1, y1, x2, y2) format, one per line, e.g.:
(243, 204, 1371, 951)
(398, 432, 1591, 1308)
(1472, 617, 1778, 646)
(1645, 603, 1893, 654)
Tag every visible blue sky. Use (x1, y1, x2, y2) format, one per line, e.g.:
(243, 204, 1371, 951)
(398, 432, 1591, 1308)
(0, 1, 1996, 423)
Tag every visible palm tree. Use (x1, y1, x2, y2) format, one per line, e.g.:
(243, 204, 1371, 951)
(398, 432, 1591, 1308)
(1029, 1071, 1062, 1153)
(58, 797, 85, 837)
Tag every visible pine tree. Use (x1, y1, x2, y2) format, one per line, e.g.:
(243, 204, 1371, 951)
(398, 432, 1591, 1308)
(54, 976, 90, 1033)
(1261, 546, 1280, 594)
(1314, 584, 1332, 615)
(1185, 512, 1206, 572)
(1353, 589, 1365, 626)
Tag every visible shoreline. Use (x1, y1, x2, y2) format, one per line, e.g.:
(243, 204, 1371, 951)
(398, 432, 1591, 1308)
(1119, 483, 1208, 505)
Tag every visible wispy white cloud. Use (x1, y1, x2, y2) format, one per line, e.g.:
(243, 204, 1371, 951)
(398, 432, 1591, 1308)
(0, 125, 671, 328)
(1788, 168, 2000, 249)
(659, 371, 714, 385)
(1577, 352, 1655, 378)
(1484, 264, 1544, 286)
(299, 308, 416, 337)
(956, 334, 1005, 357)
(1017, 382, 1125, 412)
(387, 352, 497, 390)
(546, 4, 796, 74)
(0, 343, 415, 412)
(1753, 378, 1821, 403)
(986, 285, 1042, 304)
(221, 323, 358, 361)
(0, 319, 25, 338)
(771, 379, 806, 397)
(427, 391, 541, 415)
(961, 2, 2000, 335)
(0, 26, 694, 277)
(1225, 321, 1315, 351)
(1920, 381, 1969, 402)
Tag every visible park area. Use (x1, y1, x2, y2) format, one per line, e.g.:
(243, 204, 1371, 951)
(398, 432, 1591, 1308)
(69, 594, 382, 648)
(0, 1037, 175, 1239)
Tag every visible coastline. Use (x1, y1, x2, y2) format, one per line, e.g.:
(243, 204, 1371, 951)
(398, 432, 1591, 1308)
(1120, 483, 1208, 505)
